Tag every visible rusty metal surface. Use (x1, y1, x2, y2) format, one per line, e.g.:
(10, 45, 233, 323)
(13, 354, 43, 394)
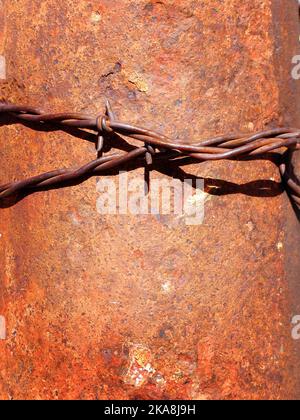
(0, 0, 299, 400)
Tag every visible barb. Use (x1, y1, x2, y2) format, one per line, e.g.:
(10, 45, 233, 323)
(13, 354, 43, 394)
(0, 100, 299, 208)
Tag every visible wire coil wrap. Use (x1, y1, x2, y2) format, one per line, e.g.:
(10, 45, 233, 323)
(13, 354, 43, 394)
(0, 100, 299, 209)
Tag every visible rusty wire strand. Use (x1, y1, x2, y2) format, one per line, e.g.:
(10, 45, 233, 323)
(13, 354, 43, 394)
(0, 100, 299, 207)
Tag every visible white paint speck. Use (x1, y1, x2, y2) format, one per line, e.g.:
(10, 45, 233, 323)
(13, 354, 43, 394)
(246, 221, 254, 232)
(205, 88, 215, 98)
(0, 56, 6, 80)
(162, 281, 172, 293)
(91, 11, 102, 23)
(277, 242, 283, 251)
(0, 316, 6, 340)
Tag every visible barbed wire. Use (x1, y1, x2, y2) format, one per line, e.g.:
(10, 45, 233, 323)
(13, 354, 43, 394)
(0, 100, 299, 209)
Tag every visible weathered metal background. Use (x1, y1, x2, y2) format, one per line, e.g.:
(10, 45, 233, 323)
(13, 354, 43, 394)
(0, 0, 299, 400)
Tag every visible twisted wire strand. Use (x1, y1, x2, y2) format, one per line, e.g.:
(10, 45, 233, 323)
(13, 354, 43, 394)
(0, 100, 299, 207)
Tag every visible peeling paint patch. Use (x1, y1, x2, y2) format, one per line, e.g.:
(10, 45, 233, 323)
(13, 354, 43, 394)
(127, 72, 149, 93)
(0, 56, 6, 79)
(124, 344, 155, 387)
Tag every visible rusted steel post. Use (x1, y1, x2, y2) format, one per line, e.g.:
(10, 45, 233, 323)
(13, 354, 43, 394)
(0, 0, 299, 400)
